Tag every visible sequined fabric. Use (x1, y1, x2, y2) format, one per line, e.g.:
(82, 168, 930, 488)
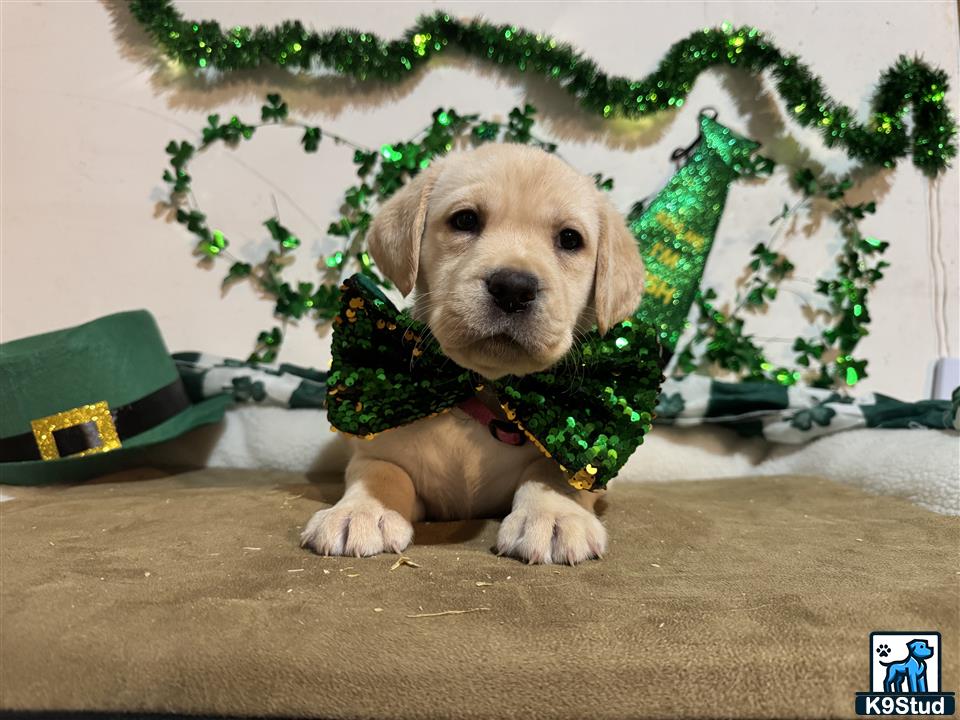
(633, 114, 770, 349)
(326, 275, 664, 491)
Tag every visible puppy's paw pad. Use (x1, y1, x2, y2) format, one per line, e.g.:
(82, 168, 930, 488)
(300, 505, 413, 557)
(497, 508, 606, 565)
(876, 644, 891, 658)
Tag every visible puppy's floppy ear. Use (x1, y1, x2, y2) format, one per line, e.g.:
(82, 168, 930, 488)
(366, 164, 439, 297)
(593, 196, 645, 335)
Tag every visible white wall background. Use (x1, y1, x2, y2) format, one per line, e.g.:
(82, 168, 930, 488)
(2, 0, 958, 399)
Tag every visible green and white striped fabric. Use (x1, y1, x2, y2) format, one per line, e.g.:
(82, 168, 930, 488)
(652, 373, 959, 441)
(173, 352, 960, 444)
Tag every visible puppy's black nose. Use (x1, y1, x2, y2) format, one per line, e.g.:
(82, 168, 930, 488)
(486, 269, 539, 314)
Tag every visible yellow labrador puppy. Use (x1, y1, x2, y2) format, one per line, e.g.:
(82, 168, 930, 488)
(301, 143, 644, 564)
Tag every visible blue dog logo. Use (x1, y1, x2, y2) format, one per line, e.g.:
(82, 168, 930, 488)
(880, 639, 934, 693)
(856, 632, 955, 715)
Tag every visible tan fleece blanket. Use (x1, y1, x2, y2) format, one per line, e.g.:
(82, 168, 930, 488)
(1, 470, 957, 719)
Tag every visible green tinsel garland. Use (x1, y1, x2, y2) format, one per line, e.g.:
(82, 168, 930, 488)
(161, 95, 888, 389)
(129, 0, 956, 176)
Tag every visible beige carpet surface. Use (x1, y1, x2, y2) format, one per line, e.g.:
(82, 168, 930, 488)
(1, 470, 958, 719)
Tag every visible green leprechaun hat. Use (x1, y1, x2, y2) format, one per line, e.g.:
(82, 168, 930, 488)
(0, 310, 231, 486)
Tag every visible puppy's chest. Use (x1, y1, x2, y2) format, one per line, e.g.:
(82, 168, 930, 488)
(354, 409, 541, 518)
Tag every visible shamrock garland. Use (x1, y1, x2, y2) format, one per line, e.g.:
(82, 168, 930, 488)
(674, 169, 892, 388)
(130, 0, 957, 176)
(161, 95, 889, 388)
(163, 99, 557, 363)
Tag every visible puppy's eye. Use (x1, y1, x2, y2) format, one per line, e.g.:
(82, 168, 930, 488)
(449, 209, 480, 232)
(557, 228, 583, 251)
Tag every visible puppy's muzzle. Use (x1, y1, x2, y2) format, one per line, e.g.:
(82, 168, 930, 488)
(485, 268, 539, 314)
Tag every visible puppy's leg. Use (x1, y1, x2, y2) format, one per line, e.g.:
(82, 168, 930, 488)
(497, 458, 606, 565)
(300, 457, 420, 557)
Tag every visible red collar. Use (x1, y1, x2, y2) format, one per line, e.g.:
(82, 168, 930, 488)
(457, 396, 526, 446)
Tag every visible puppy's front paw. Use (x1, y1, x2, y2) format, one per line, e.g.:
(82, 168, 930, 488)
(300, 503, 413, 557)
(497, 503, 607, 565)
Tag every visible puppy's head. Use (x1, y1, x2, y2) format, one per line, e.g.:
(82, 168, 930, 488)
(367, 144, 644, 379)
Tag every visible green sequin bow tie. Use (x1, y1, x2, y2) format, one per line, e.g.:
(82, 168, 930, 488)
(325, 274, 665, 491)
